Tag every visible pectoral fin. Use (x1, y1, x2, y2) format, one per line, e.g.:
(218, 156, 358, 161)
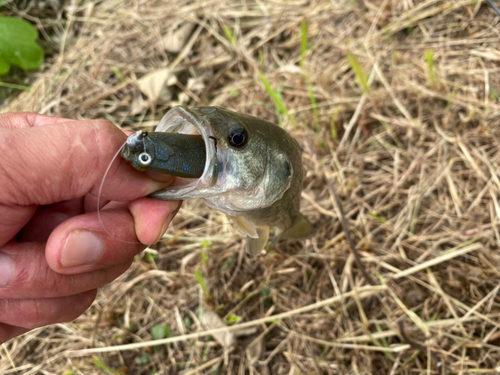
(280, 213, 315, 240)
(231, 216, 258, 238)
(245, 227, 269, 256)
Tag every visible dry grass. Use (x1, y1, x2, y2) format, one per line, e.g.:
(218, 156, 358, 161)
(2, 0, 500, 373)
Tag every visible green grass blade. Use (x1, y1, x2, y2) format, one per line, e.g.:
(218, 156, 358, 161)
(0, 81, 31, 90)
(300, 20, 307, 70)
(300, 20, 320, 131)
(307, 77, 320, 132)
(425, 49, 435, 84)
(112, 66, 126, 83)
(92, 356, 120, 375)
(330, 106, 342, 140)
(200, 248, 208, 266)
(195, 269, 211, 300)
(258, 71, 297, 128)
(347, 53, 370, 93)
(224, 25, 236, 47)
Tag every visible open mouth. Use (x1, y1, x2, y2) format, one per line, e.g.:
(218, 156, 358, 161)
(154, 106, 218, 188)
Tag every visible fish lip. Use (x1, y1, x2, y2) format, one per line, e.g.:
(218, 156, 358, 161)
(155, 106, 217, 186)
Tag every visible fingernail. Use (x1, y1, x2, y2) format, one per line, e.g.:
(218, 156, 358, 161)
(0, 253, 14, 286)
(62, 231, 105, 268)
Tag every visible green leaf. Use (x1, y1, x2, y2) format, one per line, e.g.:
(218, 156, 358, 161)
(143, 251, 157, 263)
(0, 16, 44, 75)
(151, 324, 172, 352)
(135, 353, 150, 365)
(152, 324, 168, 340)
(152, 324, 171, 340)
(260, 288, 270, 297)
(0, 55, 9, 73)
(226, 314, 241, 324)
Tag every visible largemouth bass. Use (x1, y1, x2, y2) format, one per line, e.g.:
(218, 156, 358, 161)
(121, 106, 314, 255)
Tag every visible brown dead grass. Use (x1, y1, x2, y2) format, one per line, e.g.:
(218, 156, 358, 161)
(2, 0, 500, 373)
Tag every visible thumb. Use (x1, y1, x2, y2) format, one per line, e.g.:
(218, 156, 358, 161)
(0, 119, 172, 206)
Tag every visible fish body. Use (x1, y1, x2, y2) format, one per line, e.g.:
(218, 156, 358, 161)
(121, 106, 314, 255)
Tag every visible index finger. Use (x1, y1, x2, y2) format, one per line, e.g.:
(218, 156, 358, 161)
(0, 116, 173, 206)
(0, 112, 78, 129)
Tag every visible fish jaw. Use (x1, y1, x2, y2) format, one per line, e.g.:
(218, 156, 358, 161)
(148, 106, 220, 199)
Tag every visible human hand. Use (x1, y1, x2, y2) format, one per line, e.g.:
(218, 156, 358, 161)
(0, 112, 181, 344)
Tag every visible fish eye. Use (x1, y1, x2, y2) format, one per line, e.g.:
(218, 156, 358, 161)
(228, 125, 248, 148)
(138, 152, 152, 166)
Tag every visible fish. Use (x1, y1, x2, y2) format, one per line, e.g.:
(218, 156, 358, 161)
(121, 106, 314, 256)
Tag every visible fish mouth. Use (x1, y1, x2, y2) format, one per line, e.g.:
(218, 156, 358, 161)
(150, 106, 218, 196)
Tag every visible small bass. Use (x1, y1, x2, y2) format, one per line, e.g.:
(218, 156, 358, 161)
(121, 106, 314, 255)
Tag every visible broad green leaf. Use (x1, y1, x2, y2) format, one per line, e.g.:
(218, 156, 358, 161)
(151, 324, 171, 340)
(0, 16, 44, 75)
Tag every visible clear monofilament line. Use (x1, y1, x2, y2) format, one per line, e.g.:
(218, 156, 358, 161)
(487, 0, 500, 16)
(97, 140, 141, 245)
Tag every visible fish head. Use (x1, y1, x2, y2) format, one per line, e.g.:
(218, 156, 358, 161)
(151, 106, 295, 214)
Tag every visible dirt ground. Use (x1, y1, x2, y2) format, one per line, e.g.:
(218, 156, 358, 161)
(2, 0, 500, 374)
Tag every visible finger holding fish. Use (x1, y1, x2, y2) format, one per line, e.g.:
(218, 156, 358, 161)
(45, 198, 181, 275)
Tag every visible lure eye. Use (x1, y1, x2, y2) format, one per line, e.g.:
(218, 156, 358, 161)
(228, 125, 248, 148)
(138, 152, 152, 166)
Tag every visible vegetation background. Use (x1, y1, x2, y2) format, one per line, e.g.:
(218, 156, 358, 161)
(1, 0, 500, 374)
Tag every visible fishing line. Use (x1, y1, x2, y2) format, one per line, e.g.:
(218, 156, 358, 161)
(486, 0, 500, 17)
(97, 139, 142, 245)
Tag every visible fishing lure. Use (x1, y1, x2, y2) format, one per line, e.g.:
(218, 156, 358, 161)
(121, 106, 314, 255)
